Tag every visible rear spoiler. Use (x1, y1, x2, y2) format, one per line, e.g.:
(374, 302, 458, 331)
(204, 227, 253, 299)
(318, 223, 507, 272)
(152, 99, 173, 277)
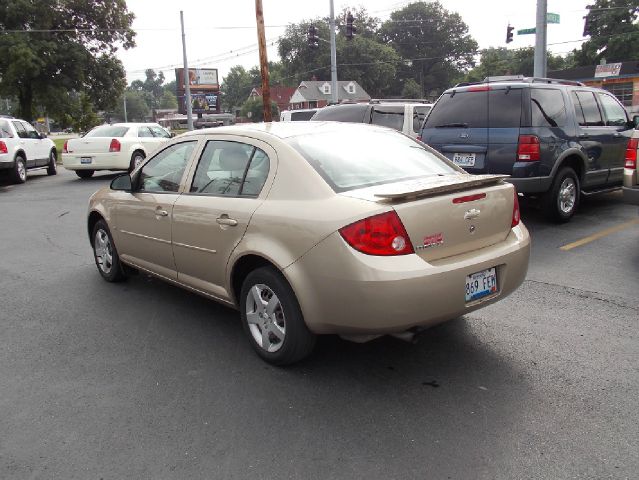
(373, 174, 510, 200)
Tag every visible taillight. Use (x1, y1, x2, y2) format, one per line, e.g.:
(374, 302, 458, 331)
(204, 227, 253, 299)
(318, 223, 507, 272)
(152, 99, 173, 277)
(517, 135, 540, 161)
(625, 138, 638, 169)
(109, 138, 121, 152)
(63, 140, 68, 153)
(512, 189, 520, 228)
(0, 141, 7, 154)
(339, 211, 414, 256)
(468, 85, 491, 92)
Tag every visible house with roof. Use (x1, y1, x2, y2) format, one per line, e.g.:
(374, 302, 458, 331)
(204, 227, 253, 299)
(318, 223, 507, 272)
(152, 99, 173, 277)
(248, 86, 297, 115)
(288, 80, 371, 110)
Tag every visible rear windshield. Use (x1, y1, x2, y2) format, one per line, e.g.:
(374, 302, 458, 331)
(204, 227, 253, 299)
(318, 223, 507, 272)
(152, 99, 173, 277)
(371, 105, 404, 131)
(290, 111, 316, 121)
(424, 88, 522, 129)
(84, 125, 129, 137)
(286, 128, 457, 192)
(311, 104, 368, 122)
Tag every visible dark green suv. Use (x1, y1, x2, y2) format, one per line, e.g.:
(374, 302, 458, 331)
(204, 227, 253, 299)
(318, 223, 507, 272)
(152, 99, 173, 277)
(421, 76, 634, 222)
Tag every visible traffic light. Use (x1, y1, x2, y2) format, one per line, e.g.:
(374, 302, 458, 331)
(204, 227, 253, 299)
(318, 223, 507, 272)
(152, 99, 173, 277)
(582, 16, 591, 36)
(506, 24, 514, 44)
(307, 24, 319, 49)
(346, 12, 356, 40)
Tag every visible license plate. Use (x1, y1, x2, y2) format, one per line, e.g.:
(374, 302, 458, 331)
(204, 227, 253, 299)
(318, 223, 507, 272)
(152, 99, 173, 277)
(453, 153, 476, 167)
(80, 157, 92, 164)
(465, 267, 498, 302)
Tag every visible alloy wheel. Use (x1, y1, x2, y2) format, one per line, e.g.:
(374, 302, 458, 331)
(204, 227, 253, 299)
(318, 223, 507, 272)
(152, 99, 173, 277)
(245, 283, 286, 353)
(558, 177, 576, 214)
(17, 160, 26, 181)
(94, 229, 113, 274)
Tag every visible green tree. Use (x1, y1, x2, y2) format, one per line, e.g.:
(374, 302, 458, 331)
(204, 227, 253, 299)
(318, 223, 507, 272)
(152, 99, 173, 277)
(0, 0, 135, 121)
(159, 90, 178, 109)
(574, 0, 639, 65)
(130, 69, 166, 110)
(113, 90, 150, 122)
(221, 66, 254, 112)
(379, 1, 478, 96)
(401, 78, 422, 98)
(240, 98, 279, 122)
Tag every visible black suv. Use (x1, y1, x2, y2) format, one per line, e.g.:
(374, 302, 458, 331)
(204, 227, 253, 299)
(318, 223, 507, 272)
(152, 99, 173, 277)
(420, 76, 634, 221)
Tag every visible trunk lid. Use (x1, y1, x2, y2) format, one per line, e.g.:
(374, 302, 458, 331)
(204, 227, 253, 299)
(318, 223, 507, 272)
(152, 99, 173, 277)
(341, 174, 515, 261)
(66, 137, 115, 155)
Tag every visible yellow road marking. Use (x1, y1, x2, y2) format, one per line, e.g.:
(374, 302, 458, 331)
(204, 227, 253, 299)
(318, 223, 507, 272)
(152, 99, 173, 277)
(560, 218, 639, 251)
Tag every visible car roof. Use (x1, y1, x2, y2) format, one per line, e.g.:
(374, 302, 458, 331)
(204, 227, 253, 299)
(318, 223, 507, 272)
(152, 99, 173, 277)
(107, 123, 161, 127)
(179, 121, 396, 140)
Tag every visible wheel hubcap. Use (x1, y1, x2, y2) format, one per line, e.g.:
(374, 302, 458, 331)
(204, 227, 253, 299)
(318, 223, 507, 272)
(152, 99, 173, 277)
(50, 153, 56, 170)
(134, 155, 144, 168)
(17, 161, 26, 180)
(245, 284, 286, 353)
(94, 229, 113, 274)
(558, 178, 576, 214)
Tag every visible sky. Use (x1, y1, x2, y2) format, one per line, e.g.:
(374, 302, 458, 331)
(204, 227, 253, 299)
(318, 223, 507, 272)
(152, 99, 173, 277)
(118, 0, 592, 85)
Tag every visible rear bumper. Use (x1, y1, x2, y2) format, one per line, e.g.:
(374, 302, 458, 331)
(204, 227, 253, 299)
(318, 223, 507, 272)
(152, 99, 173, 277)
(622, 186, 639, 205)
(0, 154, 14, 170)
(62, 152, 128, 171)
(623, 167, 637, 188)
(284, 224, 531, 335)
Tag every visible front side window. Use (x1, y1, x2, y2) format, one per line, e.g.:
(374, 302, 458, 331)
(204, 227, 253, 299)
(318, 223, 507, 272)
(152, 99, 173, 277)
(22, 121, 40, 139)
(190, 140, 270, 197)
(370, 106, 404, 131)
(287, 127, 457, 192)
(12, 121, 27, 139)
(597, 93, 628, 127)
(530, 89, 566, 127)
(574, 91, 603, 127)
(138, 141, 197, 193)
(150, 126, 171, 138)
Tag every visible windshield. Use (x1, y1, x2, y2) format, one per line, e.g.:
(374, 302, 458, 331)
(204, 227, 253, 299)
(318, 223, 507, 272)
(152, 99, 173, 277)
(286, 128, 457, 192)
(84, 125, 130, 138)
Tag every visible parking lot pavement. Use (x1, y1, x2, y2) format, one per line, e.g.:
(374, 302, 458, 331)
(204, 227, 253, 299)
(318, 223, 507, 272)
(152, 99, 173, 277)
(1, 169, 637, 479)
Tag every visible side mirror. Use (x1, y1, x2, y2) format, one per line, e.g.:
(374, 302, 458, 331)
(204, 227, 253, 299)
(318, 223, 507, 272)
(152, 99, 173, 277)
(170, 132, 176, 138)
(110, 173, 132, 192)
(633, 115, 639, 129)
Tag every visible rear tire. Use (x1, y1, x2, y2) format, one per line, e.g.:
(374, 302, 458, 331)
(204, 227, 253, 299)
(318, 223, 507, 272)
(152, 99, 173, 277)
(47, 149, 57, 175)
(543, 167, 579, 223)
(91, 219, 126, 282)
(76, 170, 95, 179)
(240, 266, 316, 366)
(11, 156, 27, 184)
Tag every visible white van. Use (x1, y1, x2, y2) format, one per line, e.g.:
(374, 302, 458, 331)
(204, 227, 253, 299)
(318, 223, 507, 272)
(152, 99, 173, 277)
(280, 108, 318, 122)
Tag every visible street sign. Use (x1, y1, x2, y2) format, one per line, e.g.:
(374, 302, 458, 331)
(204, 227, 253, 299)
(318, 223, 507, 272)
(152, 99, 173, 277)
(517, 28, 536, 35)
(547, 13, 560, 24)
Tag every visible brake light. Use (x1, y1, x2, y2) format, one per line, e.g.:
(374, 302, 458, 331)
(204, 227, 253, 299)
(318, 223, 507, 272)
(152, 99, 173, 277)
(468, 85, 491, 92)
(453, 192, 486, 204)
(63, 140, 68, 153)
(512, 189, 520, 228)
(517, 135, 540, 161)
(625, 138, 638, 169)
(0, 141, 7, 154)
(339, 211, 414, 256)
(109, 138, 121, 152)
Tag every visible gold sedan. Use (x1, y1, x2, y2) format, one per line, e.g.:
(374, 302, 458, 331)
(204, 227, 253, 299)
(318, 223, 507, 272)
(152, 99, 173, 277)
(87, 122, 530, 365)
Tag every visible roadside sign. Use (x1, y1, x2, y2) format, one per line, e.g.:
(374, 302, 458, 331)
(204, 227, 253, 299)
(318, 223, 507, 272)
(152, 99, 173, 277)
(517, 28, 536, 35)
(595, 63, 622, 78)
(547, 13, 560, 24)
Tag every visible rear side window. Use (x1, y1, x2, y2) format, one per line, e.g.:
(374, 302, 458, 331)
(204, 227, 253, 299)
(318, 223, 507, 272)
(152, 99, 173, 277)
(0, 120, 13, 138)
(370, 105, 404, 131)
(311, 104, 368, 122)
(424, 89, 522, 129)
(137, 127, 154, 138)
(12, 121, 27, 139)
(290, 111, 316, 121)
(85, 125, 129, 137)
(597, 93, 628, 127)
(530, 89, 566, 127)
(573, 91, 603, 127)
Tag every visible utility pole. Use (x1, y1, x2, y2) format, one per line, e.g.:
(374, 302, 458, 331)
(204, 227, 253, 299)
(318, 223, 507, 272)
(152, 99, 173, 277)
(255, 0, 272, 122)
(534, 0, 547, 77)
(329, 0, 338, 104)
(123, 95, 128, 122)
(180, 10, 194, 130)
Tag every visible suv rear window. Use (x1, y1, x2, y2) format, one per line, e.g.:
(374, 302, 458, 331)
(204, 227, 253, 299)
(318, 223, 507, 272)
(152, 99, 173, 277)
(312, 104, 368, 122)
(424, 88, 522, 129)
(530, 88, 567, 127)
(85, 125, 130, 137)
(290, 111, 316, 121)
(370, 105, 404, 131)
(286, 127, 456, 192)
(0, 120, 13, 138)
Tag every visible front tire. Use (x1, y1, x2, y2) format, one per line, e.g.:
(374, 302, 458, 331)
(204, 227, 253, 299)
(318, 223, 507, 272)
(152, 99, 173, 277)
(47, 149, 57, 175)
(129, 151, 145, 172)
(92, 219, 126, 282)
(240, 266, 316, 365)
(76, 170, 95, 179)
(543, 167, 579, 223)
(12, 156, 27, 184)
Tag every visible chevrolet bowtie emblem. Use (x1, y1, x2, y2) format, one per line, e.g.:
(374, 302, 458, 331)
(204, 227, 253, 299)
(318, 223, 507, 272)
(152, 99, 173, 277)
(464, 208, 481, 220)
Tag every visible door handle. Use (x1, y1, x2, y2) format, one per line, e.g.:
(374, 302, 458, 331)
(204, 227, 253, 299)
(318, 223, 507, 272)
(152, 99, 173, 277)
(155, 207, 169, 217)
(216, 215, 238, 226)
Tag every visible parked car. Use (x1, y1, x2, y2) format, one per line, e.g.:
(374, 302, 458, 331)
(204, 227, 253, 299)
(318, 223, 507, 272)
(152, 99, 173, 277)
(311, 100, 432, 139)
(0, 117, 57, 184)
(280, 108, 318, 121)
(420, 76, 635, 222)
(87, 122, 530, 365)
(62, 123, 171, 179)
(623, 127, 639, 205)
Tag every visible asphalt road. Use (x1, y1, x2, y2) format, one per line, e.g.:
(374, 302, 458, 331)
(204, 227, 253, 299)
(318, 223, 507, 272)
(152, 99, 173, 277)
(1, 168, 637, 479)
